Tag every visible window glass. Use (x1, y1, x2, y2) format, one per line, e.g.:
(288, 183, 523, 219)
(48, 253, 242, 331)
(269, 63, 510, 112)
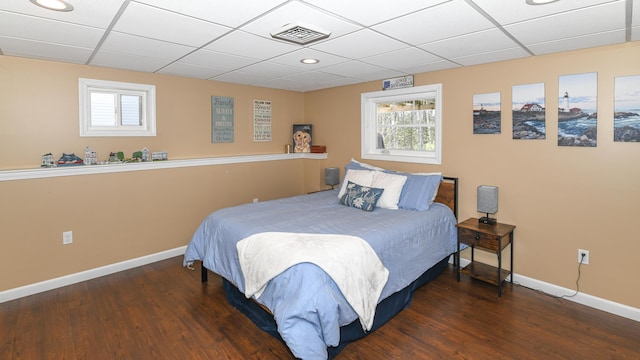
(361, 84, 442, 164)
(79, 78, 155, 137)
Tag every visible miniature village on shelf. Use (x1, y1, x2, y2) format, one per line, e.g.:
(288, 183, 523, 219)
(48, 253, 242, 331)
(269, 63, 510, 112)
(41, 147, 168, 168)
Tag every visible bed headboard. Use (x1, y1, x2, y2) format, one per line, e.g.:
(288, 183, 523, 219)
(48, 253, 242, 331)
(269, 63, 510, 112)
(434, 176, 458, 219)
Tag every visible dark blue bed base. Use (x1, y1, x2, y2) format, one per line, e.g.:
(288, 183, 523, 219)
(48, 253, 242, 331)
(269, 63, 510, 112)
(217, 255, 451, 359)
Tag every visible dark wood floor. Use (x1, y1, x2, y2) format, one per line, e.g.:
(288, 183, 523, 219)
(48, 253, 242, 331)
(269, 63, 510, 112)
(1, 256, 639, 359)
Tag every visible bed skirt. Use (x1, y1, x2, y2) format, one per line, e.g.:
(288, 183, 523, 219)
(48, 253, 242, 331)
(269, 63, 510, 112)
(221, 255, 451, 359)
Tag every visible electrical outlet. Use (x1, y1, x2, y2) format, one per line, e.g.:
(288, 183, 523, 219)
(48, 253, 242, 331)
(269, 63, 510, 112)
(253, 198, 259, 203)
(578, 249, 589, 264)
(63, 231, 73, 245)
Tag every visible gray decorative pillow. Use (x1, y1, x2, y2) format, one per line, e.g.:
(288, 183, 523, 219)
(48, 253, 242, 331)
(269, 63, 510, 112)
(339, 181, 384, 212)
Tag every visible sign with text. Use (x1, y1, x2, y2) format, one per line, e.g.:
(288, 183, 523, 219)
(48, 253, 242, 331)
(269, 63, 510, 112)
(211, 96, 234, 143)
(253, 99, 272, 142)
(382, 75, 414, 90)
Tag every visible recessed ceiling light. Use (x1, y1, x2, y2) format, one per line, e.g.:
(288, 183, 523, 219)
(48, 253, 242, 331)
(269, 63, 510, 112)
(29, 0, 74, 12)
(525, 0, 559, 5)
(300, 58, 319, 64)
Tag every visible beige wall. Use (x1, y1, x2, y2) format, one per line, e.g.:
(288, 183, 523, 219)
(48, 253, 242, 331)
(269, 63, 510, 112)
(1, 42, 639, 311)
(306, 42, 640, 309)
(0, 56, 308, 290)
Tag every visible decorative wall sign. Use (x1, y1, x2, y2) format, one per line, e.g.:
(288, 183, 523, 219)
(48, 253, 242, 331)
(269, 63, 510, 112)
(558, 73, 597, 147)
(211, 96, 234, 143)
(253, 99, 272, 142)
(614, 75, 640, 142)
(512, 83, 546, 140)
(382, 75, 414, 90)
(473, 92, 501, 134)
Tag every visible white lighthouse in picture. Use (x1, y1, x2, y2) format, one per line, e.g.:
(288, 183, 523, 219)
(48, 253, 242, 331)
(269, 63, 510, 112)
(563, 91, 569, 112)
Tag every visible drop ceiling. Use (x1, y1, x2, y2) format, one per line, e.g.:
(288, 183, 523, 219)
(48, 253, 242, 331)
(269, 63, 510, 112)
(1, 0, 637, 92)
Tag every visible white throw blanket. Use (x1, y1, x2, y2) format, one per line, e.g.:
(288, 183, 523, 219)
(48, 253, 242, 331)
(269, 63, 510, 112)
(236, 232, 389, 331)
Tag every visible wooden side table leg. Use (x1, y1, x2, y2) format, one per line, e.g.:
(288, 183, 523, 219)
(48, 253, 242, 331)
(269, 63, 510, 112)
(510, 232, 514, 283)
(497, 238, 502, 297)
(456, 239, 461, 282)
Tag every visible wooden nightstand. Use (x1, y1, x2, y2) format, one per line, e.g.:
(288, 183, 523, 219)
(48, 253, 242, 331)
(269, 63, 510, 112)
(456, 218, 516, 296)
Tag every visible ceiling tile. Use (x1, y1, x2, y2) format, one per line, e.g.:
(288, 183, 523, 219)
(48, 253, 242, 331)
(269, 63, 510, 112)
(0, 1, 126, 28)
(0, 11, 104, 48)
(157, 62, 229, 79)
(451, 47, 530, 66)
(310, 29, 408, 59)
(471, 0, 621, 26)
(212, 71, 274, 85)
(354, 69, 407, 82)
(113, 2, 232, 47)
(90, 51, 173, 72)
(204, 31, 299, 59)
(319, 60, 388, 77)
(100, 32, 195, 60)
(419, 28, 521, 59)
(372, 0, 494, 46)
(177, 48, 258, 69)
(304, 0, 449, 26)
(399, 60, 459, 75)
(362, 47, 442, 69)
(526, 29, 626, 55)
(231, 61, 304, 78)
(0, 36, 93, 64)
(504, 1, 626, 45)
(134, 0, 289, 27)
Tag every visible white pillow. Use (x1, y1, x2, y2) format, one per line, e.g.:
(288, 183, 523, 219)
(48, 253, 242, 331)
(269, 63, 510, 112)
(371, 171, 407, 210)
(338, 169, 374, 198)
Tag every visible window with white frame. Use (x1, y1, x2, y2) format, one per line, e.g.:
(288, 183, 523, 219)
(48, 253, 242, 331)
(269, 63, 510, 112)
(79, 78, 156, 137)
(361, 83, 442, 164)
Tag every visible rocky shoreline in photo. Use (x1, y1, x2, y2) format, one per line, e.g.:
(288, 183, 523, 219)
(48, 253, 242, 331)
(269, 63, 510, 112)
(558, 126, 597, 147)
(473, 110, 501, 134)
(512, 110, 545, 139)
(614, 125, 640, 142)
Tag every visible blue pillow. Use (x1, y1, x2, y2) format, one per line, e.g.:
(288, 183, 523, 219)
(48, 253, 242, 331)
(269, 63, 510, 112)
(340, 181, 384, 212)
(397, 173, 442, 211)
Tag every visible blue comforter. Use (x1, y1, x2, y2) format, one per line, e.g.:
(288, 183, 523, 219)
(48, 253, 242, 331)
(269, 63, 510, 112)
(183, 189, 457, 360)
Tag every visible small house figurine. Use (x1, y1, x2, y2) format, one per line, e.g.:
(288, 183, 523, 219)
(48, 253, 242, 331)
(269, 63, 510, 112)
(141, 147, 150, 162)
(41, 153, 56, 168)
(84, 146, 98, 165)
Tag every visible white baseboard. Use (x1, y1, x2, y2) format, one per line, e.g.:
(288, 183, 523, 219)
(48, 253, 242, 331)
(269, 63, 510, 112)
(0, 246, 187, 303)
(512, 273, 640, 322)
(451, 256, 639, 323)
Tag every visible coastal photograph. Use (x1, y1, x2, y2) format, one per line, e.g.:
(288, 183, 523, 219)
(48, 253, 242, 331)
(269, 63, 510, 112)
(512, 83, 546, 140)
(473, 92, 501, 134)
(614, 75, 640, 142)
(558, 72, 598, 147)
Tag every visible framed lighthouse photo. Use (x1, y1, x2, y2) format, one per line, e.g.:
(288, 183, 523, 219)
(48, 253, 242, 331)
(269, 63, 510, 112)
(557, 73, 597, 147)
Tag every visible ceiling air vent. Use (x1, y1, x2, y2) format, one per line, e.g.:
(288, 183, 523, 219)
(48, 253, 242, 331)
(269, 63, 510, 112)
(270, 22, 331, 45)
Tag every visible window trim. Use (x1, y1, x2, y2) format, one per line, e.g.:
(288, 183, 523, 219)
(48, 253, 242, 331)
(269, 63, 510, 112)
(361, 83, 443, 165)
(79, 78, 156, 137)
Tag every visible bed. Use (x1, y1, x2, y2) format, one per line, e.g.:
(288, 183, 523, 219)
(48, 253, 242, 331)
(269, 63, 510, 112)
(184, 160, 458, 359)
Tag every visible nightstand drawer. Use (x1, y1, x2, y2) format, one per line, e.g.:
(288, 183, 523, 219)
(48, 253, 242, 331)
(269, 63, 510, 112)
(458, 227, 500, 251)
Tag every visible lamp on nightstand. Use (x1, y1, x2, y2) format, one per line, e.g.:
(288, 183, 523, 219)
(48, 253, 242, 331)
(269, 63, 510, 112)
(477, 185, 498, 224)
(325, 167, 340, 189)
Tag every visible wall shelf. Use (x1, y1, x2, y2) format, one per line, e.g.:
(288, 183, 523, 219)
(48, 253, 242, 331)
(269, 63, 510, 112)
(0, 153, 328, 182)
